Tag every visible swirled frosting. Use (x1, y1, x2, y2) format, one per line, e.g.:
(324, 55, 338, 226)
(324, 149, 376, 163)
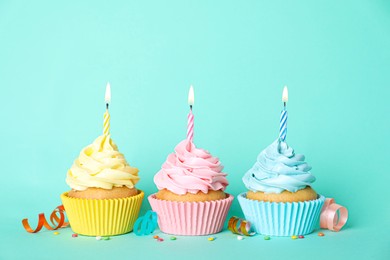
(66, 135, 140, 191)
(243, 139, 315, 193)
(154, 140, 229, 195)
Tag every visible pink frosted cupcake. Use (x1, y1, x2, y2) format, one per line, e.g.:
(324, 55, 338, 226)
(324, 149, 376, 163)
(148, 139, 233, 236)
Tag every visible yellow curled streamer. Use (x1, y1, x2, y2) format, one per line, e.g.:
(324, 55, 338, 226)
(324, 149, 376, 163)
(228, 216, 255, 236)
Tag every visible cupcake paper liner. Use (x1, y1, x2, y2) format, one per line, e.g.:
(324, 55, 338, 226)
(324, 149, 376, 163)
(148, 193, 234, 236)
(238, 192, 325, 236)
(61, 190, 144, 236)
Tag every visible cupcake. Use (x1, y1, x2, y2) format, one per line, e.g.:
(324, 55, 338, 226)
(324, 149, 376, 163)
(148, 139, 234, 236)
(238, 139, 325, 236)
(61, 134, 144, 236)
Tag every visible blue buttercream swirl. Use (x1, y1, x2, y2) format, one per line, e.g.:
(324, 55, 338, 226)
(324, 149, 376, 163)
(243, 139, 315, 193)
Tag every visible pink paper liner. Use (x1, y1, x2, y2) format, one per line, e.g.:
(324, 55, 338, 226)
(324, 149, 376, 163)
(148, 193, 234, 236)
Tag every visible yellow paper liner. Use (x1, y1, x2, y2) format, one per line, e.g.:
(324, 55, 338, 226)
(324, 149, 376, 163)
(61, 190, 144, 236)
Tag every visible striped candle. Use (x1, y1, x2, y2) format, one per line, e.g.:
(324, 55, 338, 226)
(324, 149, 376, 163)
(103, 82, 111, 136)
(279, 109, 287, 141)
(187, 85, 195, 142)
(187, 109, 194, 141)
(279, 86, 288, 141)
(103, 110, 110, 136)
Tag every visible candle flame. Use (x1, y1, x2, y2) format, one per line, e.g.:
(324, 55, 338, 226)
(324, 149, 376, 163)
(282, 86, 288, 102)
(188, 85, 194, 106)
(105, 82, 111, 104)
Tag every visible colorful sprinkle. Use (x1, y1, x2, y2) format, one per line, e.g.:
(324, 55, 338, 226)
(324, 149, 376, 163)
(237, 235, 244, 240)
(102, 237, 110, 240)
(264, 236, 270, 240)
(153, 235, 159, 239)
(96, 236, 102, 240)
(208, 237, 215, 241)
(72, 233, 78, 238)
(318, 232, 325, 237)
(298, 235, 304, 239)
(170, 236, 176, 240)
(291, 235, 298, 240)
(157, 238, 164, 242)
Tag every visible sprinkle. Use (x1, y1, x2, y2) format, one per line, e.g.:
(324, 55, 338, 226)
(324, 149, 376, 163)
(237, 235, 244, 240)
(298, 235, 304, 239)
(291, 235, 298, 240)
(102, 237, 110, 240)
(53, 232, 59, 235)
(170, 236, 176, 240)
(72, 234, 78, 238)
(318, 232, 325, 237)
(264, 236, 270, 240)
(153, 235, 159, 239)
(96, 236, 102, 240)
(208, 237, 215, 241)
(157, 238, 164, 242)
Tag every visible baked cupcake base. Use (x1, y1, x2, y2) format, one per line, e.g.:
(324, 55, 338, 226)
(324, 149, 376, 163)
(148, 193, 234, 236)
(238, 192, 325, 236)
(68, 186, 138, 199)
(247, 186, 317, 203)
(61, 190, 144, 236)
(156, 189, 226, 202)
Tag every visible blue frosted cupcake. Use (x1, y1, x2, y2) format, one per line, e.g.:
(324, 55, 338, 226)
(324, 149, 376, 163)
(238, 139, 325, 236)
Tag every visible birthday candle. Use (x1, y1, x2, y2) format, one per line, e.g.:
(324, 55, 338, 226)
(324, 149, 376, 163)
(103, 82, 111, 136)
(279, 86, 288, 141)
(187, 85, 194, 142)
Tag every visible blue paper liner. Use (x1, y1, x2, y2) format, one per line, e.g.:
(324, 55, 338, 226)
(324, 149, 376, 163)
(238, 192, 325, 236)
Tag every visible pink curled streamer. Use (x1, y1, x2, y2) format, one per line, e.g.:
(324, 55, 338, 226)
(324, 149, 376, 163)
(320, 198, 348, 231)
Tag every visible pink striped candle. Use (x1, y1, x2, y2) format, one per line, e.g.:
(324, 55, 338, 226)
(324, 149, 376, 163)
(187, 109, 194, 141)
(187, 85, 194, 141)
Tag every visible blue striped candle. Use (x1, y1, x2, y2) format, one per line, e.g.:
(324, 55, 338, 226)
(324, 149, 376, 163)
(279, 86, 288, 141)
(279, 109, 288, 141)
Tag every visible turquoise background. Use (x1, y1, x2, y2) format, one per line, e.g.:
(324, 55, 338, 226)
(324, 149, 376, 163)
(1, 0, 389, 259)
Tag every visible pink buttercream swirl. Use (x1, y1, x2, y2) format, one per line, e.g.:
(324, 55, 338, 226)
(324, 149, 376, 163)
(154, 140, 229, 195)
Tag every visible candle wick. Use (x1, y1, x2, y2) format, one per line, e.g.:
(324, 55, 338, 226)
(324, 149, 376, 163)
(283, 102, 286, 109)
(190, 105, 193, 111)
(106, 103, 109, 110)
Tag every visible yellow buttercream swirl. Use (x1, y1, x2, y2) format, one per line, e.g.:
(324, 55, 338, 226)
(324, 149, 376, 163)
(66, 135, 140, 191)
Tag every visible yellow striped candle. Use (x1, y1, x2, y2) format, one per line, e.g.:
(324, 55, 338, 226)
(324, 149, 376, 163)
(103, 110, 110, 136)
(103, 82, 111, 136)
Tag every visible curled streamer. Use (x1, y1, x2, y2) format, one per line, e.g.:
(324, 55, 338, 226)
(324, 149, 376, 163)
(22, 205, 69, 233)
(320, 198, 348, 231)
(133, 210, 158, 236)
(228, 216, 255, 236)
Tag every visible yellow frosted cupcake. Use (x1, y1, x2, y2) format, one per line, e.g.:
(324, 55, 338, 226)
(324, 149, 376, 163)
(61, 134, 143, 236)
(61, 88, 144, 236)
